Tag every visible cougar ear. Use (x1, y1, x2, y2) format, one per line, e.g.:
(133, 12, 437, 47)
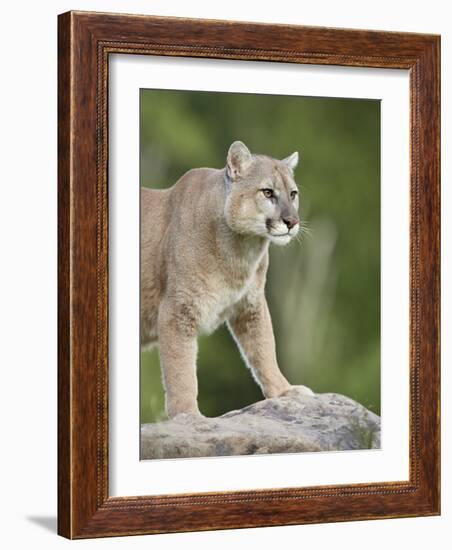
(283, 151, 299, 172)
(226, 141, 252, 180)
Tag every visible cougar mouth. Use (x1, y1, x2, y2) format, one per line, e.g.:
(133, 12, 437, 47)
(268, 232, 293, 247)
(270, 231, 291, 237)
(266, 219, 299, 237)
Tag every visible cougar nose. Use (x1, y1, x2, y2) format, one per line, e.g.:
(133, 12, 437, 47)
(282, 216, 299, 230)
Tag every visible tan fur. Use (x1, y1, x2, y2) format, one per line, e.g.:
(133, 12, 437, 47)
(141, 141, 313, 418)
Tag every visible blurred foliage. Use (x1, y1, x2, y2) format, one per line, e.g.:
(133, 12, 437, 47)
(140, 89, 380, 423)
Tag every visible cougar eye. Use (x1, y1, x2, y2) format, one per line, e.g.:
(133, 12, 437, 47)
(262, 188, 274, 199)
(290, 190, 298, 200)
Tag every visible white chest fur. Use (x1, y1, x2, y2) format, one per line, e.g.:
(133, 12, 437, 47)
(197, 248, 265, 335)
(198, 283, 249, 335)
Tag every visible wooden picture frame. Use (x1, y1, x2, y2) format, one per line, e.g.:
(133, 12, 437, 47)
(58, 10, 440, 539)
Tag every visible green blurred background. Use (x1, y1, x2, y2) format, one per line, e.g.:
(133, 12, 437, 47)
(140, 89, 380, 423)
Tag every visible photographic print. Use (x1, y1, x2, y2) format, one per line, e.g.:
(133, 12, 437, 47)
(58, 12, 440, 537)
(140, 89, 381, 459)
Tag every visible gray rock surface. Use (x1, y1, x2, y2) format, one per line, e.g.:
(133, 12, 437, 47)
(141, 390, 380, 460)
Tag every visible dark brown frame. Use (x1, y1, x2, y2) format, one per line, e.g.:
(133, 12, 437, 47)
(58, 10, 440, 539)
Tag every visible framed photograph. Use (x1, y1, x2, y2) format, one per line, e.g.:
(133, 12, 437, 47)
(58, 11, 440, 538)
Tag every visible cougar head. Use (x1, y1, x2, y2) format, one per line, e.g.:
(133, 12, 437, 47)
(224, 141, 300, 246)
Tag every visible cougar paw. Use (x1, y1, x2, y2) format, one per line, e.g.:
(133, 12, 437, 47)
(171, 410, 204, 421)
(281, 385, 315, 398)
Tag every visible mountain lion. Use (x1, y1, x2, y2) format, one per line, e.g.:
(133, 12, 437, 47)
(141, 141, 313, 418)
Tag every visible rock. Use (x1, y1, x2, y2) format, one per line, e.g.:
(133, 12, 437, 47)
(141, 391, 381, 460)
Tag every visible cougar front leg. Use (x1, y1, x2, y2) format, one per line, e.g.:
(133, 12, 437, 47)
(227, 296, 291, 398)
(158, 300, 200, 418)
